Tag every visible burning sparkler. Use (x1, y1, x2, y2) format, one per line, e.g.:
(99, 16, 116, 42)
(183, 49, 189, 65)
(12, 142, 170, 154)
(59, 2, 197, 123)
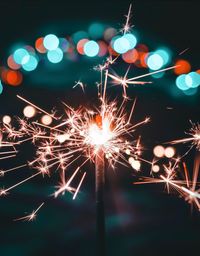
(0, 4, 184, 256)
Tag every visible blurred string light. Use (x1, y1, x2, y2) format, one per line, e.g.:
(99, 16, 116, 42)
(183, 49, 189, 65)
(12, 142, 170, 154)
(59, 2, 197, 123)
(0, 22, 196, 95)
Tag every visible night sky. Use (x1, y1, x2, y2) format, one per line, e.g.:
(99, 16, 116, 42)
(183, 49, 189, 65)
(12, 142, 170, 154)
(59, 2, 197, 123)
(0, 1, 200, 255)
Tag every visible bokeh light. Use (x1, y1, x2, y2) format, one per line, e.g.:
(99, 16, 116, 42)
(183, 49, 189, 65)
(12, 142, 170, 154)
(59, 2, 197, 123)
(35, 37, 47, 53)
(98, 41, 108, 57)
(41, 115, 53, 125)
(104, 27, 117, 42)
(72, 31, 89, 44)
(176, 74, 190, 91)
(84, 40, 99, 57)
(6, 70, 23, 86)
(0, 80, 3, 94)
(13, 48, 29, 65)
(23, 106, 36, 118)
(185, 72, 200, 88)
(59, 38, 69, 52)
(88, 23, 104, 39)
(7, 55, 21, 70)
(147, 53, 164, 70)
(174, 59, 191, 75)
(113, 36, 130, 54)
(123, 33, 137, 49)
(77, 39, 89, 55)
(43, 34, 59, 51)
(2, 115, 11, 125)
(153, 145, 165, 158)
(155, 48, 170, 65)
(164, 147, 175, 158)
(22, 55, 38, 71)
(152, 165, 160, 173)
(122, 49, 138, 63)
(47, 48, 63, 63)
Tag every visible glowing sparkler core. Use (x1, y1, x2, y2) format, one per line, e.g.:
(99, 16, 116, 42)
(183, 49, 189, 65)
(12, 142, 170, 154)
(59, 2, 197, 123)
(87, 117, 113, 146)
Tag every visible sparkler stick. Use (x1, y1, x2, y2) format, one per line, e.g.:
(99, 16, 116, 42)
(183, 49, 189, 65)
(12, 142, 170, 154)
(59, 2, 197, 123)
(95, 148, 106, 256)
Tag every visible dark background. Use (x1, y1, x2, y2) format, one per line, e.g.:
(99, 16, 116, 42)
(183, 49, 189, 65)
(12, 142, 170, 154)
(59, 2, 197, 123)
(0, 0, 200, 255)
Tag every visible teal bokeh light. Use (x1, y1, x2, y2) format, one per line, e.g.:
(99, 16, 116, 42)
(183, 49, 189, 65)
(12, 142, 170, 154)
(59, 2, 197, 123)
(88, 23, 104, 39)
(13, 48, 29, 65)
(22, 55, 38, 71)
(155, 48, 170, 65)
(47, 48, 64, 63)
(0, 80, 3, 94)
(44, 34, 59, 51)
(72, 31, 89, 44)
(123, 33, 137, 49)
(185, 72, 200, 88)
(176, 74, 189, 91)
(113, 37, 130, 54)
(84, 40, 99, 57)
(147, 53, 164, 70)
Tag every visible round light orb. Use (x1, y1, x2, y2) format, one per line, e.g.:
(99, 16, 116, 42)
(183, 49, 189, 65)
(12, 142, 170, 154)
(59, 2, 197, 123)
(123, 33, 137, 49)
(153, 145, 165, 158)
(176, 74, 190, 91)
(23, 105, 36, 118)
(164, 147, 175, 158)
(13, 48, 29, 65)
(43, 34, 59, 51)
(41, 115, 52, 125)
(3, 115, 11, 125)
(152, 165, 160, 173)
(84, 40, 99, 57)
(47, 48, 63, 63)
(22, 55, 38, 71)
(113, 36, 130, 54)
(147, 53, 164, 70)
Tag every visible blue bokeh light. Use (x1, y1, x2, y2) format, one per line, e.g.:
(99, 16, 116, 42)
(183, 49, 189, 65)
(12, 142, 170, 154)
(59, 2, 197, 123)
(84, 40, 99, 57)
(13, 48, 29, 65)
(113, 37, 130, 54)
(44, 34, 59, 51)
(47, 48, 64, 63)
(147, 53, 164, 70)
(22, 55, 38, 71)
(123, 33, 137, 50)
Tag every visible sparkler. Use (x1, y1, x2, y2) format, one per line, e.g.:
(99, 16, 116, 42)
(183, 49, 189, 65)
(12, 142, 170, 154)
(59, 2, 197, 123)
(0, 4, 184, 255)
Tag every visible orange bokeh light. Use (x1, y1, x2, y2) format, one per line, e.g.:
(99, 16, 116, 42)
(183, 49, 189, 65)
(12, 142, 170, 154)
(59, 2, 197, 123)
(98, 41, 108, 57)
(7, 55, 21, 70)
(77, 39, 89, 55)
(35, 37, 47, 53)
(6, 70, 23, 86)
(122, 49, 138, 63)
(174, 59, 191, 75)
(196, 69, 200, 74)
